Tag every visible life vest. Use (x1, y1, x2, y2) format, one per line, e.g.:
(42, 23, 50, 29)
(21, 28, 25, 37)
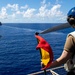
(64, 31, 75, 72)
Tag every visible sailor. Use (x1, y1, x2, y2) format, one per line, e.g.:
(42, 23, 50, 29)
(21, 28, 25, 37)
(42, 7, 75, 75)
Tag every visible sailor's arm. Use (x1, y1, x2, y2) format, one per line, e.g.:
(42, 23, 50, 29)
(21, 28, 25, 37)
(50, 50, 72, 68)
(49, 35, 74, 68)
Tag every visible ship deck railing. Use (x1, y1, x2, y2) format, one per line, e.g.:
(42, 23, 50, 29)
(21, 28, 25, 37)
(28, 66, 66, 75)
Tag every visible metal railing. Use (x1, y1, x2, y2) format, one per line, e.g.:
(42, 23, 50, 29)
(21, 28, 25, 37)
(28, 66, 64, 75)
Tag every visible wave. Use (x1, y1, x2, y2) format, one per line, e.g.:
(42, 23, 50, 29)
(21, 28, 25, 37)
(50, 32, 66, 35)
(1, 25, 67, 35)
(2, 25, 41, 33)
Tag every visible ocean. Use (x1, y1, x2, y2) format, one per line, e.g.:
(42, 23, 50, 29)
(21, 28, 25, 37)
(0, 23, 74, 75)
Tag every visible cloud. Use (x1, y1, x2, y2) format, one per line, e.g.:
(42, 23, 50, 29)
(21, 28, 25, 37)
(35, 0, 65, 23)
(55, 0, 62, 4)
(48, 4, 62, 17)
(23, 8, 36, 18)
(6, 4, 19, 11)
(0, 0, 66, 23)
(0, 7, 7, 19)
(41, 0, 46, 5)
(11, 13, 16, 18)
(36, 4, 47, 17)
(0, 4, 36, 19)
(36, 3, 63, 19)
(20, 5, 29, 9)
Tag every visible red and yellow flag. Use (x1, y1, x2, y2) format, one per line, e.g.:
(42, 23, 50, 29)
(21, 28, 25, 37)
(35, 35, 53, 70)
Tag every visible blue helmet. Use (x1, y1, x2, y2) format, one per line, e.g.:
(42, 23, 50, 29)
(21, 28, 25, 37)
(67, 7, 75, 17)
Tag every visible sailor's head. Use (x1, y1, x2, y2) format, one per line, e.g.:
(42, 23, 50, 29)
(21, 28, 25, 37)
(67, 7, 75, 27)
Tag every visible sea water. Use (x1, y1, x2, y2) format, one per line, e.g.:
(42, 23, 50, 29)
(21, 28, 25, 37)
(0, 23, 74, 75)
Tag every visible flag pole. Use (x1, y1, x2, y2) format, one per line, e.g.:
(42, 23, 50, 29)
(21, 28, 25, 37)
(38, 43, 47, 75)
(41, 63, 47, 75)
(39, 50, 47, 75)
(40, 23, 71, 34)
(35, 32, 47, 75)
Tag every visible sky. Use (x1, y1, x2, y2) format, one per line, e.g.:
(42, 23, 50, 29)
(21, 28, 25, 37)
(0, 0, 75, 23)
